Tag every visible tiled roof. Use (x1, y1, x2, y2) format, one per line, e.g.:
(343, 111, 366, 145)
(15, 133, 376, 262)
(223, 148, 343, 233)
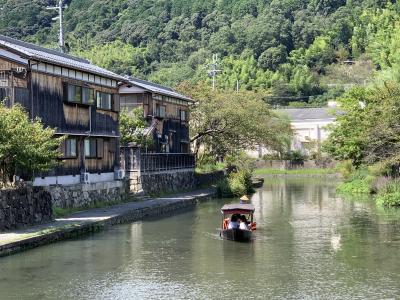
(276, 108, 339, 121)
(126, 77, 194, 102)
(0, 34, 126, 81)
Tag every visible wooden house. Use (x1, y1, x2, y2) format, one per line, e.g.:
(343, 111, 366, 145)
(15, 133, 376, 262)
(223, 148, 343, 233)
(119, 78, 193, 153)
(0, 35, 126, 186)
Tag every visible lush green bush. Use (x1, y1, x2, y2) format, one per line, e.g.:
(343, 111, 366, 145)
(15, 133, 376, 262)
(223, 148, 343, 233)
(195, 153, 225, 174)
(282, 150, 307, 165)
(217, 169, 254, 198)
(376, 180, 400, 207)
(368, 162, 391, 177)
(336, 179, 371, 194)
(336, 167, 374, 194)
(225, 152, 256, 172)
(335, 160, 355, 180)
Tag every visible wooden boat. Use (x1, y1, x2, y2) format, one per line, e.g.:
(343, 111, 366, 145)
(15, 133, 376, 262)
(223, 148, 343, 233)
(220, 203, 256, 242)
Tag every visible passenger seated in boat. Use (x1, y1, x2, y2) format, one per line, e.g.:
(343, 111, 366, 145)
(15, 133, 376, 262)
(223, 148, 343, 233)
(228, 215, 239, 229)
(239, 215, 249, 230)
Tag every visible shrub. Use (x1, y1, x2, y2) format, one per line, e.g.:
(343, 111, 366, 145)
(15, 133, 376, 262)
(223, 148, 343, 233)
(336, 167, 374, 194)
(335, 160, 355, 179)
(336, 179, 371, 194)
(216, 169, 254, 197)
(225, 152, 256, 172)
(196, 153, 225, 173)
(216, 177, 232, 197)
(376, 180, 400, 207)
(368, 161, 391, 177)
(283, 150, 307, 166)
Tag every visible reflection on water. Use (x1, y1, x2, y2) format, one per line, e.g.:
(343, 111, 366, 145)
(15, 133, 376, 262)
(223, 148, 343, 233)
(1, 177, 400, 299)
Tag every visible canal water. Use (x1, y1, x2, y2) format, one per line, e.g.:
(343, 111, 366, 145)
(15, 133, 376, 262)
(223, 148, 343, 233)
(1, 178, 400, 299)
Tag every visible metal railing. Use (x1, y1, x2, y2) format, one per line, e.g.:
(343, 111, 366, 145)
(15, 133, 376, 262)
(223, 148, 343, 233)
(140, 153, 195, 173)
(121, 146, 195, 173)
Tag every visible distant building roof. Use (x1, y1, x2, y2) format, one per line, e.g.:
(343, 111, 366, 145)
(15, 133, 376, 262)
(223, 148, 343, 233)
(0, 35, 125, 81)
(125, 76, 194, 102)
(276, 107, 339, 121)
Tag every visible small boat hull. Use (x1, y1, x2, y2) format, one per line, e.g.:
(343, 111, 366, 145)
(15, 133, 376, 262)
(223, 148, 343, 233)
(221, 228, 252, 242)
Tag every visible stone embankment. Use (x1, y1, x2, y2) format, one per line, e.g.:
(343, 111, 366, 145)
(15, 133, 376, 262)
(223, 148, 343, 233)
(46, 181, 127, 209)
(0, 186, 53, 232)
(0, 188, 216, 257)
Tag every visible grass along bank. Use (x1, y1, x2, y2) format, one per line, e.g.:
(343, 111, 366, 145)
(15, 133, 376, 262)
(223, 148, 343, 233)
(335, 161, 400, 207)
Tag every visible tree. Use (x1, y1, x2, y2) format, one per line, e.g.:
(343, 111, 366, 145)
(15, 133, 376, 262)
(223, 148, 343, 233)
(119, 107, 153, 147)
(323, 82, 400, 167)
(258, 45, 288, 71)
(0, 103, 63, 185)
(176, 81, 292, 157)
(322, 87, 370, 166)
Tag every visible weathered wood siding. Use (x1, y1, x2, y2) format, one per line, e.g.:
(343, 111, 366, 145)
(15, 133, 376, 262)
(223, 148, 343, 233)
(31, 72, 119, 136)
(0, 55, 120, 176)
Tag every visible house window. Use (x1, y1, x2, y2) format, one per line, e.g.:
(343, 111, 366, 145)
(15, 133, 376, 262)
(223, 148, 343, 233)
(97, 91, 112, 110)
(82, 87, 95, 104)
(65, 138, 77, 158)
(84, 138, 97, 158)
(156, 105, 166, 118)
(66, 84, 94, 105)
(67, 85, 82, 103)
(180, 110, 187, 121)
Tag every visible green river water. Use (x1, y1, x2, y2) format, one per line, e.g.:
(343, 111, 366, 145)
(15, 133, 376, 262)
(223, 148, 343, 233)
(1, 178, 400, 299)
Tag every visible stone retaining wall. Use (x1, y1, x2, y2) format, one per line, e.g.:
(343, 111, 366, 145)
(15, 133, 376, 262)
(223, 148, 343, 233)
(140, 169, 195, 195)
(46, 180, 127, 209)
(0, 186, 53, 232)
(195, 170, 225, 187)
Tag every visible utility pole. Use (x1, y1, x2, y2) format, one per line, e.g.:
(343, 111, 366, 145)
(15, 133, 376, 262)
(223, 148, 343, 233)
(207, 54, 221, 91)
(46, 0, 68, 53)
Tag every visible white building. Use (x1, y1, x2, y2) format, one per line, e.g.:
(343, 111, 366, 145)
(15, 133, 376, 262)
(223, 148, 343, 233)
(248, 107, 339, 158)
(280, 107, 337, 154)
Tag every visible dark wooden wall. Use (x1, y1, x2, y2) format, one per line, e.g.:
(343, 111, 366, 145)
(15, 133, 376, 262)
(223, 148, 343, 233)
(0, 56, 120, 176)
(31, 73, 119, 136)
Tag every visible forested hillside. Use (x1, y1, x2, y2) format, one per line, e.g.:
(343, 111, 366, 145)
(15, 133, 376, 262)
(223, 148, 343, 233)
(0, 0, 398, 105)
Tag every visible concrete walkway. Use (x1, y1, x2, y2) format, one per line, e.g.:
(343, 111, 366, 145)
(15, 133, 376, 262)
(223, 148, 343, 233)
(0, 188, 216, 257)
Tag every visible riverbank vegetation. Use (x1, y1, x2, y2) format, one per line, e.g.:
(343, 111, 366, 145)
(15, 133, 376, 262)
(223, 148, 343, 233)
(325, 83, 400, 207)
(0, 103, 62, 187)
(215, 152, 255, 197)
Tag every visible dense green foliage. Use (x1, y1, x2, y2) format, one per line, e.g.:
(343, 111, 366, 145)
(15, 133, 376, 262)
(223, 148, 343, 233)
(0, 103, 63, 186)
(324, 82, 400, 168)
(1, 0, 397, 105)
(119, 107, 153, 147)
(376, 180, 400, 207)
(335, 167, 373, 194)
(217, 169, 254, 198)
